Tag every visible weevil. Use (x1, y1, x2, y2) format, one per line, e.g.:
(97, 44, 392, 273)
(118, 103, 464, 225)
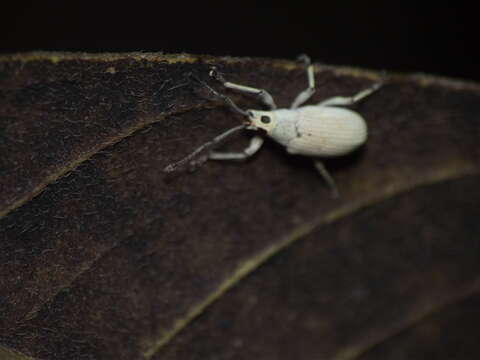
(164, 55, 384, 196)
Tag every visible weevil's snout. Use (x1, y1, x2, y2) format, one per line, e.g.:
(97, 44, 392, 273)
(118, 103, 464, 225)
(243, 110, 254, 129)
(246, 110, 276, 132)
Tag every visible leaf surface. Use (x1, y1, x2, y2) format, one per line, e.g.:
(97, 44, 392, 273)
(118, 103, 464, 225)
(1, 52, 479, 359)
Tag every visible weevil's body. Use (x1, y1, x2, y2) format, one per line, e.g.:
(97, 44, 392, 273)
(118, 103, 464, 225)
(164, 55, 383, 196)
(250, 106, 367, 158)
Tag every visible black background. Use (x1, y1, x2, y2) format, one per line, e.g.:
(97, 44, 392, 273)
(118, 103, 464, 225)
(1, 2, 478, 81)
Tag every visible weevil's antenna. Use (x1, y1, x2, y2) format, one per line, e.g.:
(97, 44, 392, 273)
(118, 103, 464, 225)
(190, 74, 248, 116)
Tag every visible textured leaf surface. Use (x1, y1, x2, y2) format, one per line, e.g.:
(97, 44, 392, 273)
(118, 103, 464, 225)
(0, 52, 479, 359)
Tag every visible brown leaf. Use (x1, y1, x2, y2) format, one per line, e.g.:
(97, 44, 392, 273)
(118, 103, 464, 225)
(0, 52, 479, 359)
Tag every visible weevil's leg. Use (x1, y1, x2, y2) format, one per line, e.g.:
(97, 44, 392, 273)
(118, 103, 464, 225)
(313, 160, 339, 198)
(318, 81, 383, 107)
(163, 125, 246, 173)
(209, 135, 264, 160)
(210, 67, 277, 110)
(290, 54, 316, 109)
(192, 75, 248, 116)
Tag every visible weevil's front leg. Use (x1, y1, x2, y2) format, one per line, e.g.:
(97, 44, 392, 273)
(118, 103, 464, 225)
(163, 125, 246, 173)
(192, 75, 248, 116)
(209, 135, 264, 160)
(313, 160, 339, 198)
(290, 54, 316, 109)
(318, 81, 383, 107)
(210, 67, 277, 110)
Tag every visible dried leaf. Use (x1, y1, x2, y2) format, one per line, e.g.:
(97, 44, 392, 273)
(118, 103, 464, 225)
(0, 52, 479, 359)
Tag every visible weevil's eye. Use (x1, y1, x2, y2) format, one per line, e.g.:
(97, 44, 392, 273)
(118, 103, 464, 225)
(260, 115, 271, 124)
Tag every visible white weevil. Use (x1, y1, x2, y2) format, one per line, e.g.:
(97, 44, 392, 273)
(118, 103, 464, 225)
(164, 55, 384, 196)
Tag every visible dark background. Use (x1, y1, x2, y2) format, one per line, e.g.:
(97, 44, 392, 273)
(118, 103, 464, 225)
(1, 2, 478, 81)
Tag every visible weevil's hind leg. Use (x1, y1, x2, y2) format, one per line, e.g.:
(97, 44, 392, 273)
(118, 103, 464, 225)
(209, 135, 264, 160)
(313, 160, 339, 198)
(210, 68, 277, 110)
(163, 125, 246, 173)
(318, 81, 383, 107)
(290, 54, 316, 109)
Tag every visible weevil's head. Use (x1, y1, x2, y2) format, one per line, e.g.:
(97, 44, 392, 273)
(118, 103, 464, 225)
(245, 110, 277, 133)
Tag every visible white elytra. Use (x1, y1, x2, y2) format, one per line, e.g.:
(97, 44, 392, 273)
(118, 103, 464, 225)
(249, 106, 367, 158)
(164, 55, 383, 196)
